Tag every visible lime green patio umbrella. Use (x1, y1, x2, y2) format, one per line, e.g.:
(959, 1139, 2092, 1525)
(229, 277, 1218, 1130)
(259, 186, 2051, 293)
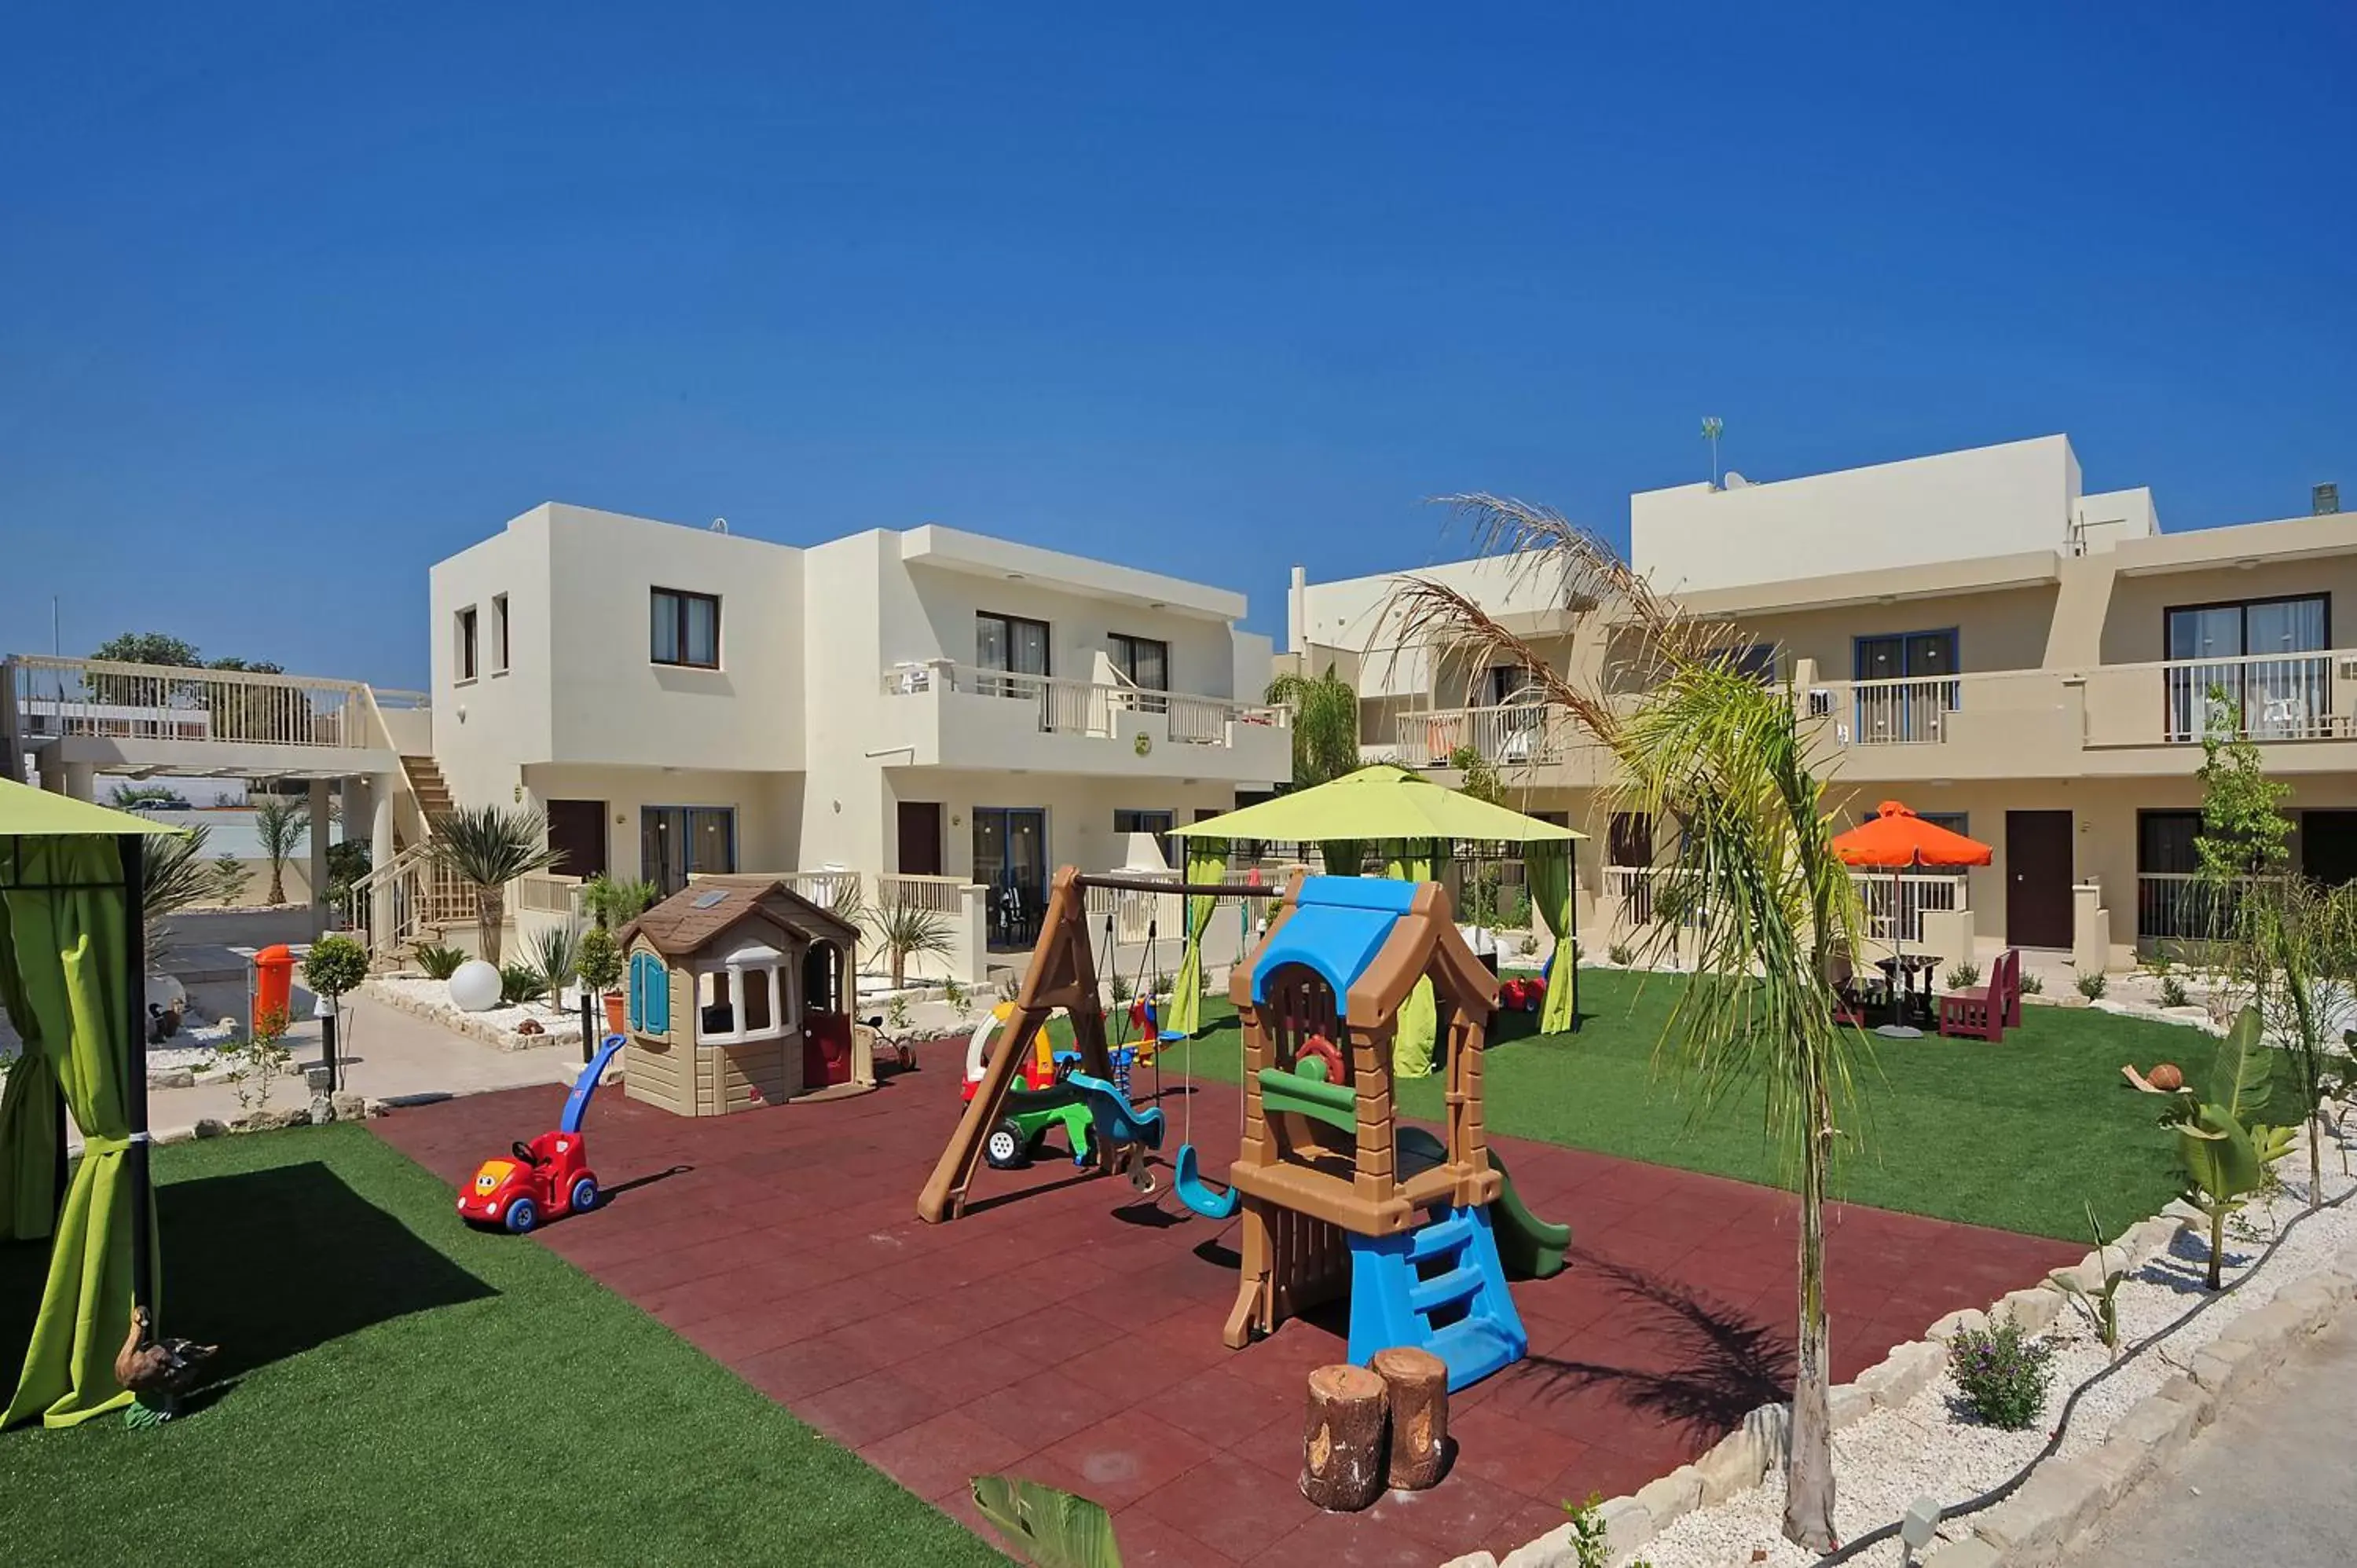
(0, 777, 181, 1428)
(1168, 764, 1587, 1046)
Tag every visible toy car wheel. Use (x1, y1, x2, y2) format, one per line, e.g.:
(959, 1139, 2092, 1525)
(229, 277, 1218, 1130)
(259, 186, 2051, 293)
(569, 1174, 599, 1214)
(984, 1119, 1028, 1170)
(504, 1196, 539, 1234)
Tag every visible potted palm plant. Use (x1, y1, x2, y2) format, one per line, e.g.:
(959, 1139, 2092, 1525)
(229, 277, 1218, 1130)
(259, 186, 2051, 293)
(426, 803, 563, 966)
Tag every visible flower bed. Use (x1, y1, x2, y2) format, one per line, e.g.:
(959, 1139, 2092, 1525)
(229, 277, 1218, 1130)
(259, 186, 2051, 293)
(365, 973, 588, 1053)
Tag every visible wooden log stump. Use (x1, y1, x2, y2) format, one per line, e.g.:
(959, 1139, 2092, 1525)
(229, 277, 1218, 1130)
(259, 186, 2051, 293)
(1299, 1363, 1387, 1511)
(1372, 1346, 1449, 1489)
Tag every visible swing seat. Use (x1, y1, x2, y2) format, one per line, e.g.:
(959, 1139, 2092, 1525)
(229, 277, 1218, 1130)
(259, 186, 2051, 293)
(1171, 1142, 1241, 1220)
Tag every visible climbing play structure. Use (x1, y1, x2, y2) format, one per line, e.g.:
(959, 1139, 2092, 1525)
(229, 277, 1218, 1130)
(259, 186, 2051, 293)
(1219, 872, 1565, 1390)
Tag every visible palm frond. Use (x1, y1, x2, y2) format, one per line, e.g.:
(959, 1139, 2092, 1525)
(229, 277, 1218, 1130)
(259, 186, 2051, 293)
(427, 804, 563, 887)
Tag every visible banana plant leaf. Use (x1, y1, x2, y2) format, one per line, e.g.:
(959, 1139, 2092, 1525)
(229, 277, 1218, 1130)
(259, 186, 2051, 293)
(2179, 1100, 2266, 1207)
(2207, 1007, 2272, 1122)
(971, 1474, 1124, 1568)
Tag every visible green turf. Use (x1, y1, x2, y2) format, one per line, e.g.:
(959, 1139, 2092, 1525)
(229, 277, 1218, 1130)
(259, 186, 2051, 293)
(0, 1124, 1007, 1567)
(1145, 969, 2266, 1241)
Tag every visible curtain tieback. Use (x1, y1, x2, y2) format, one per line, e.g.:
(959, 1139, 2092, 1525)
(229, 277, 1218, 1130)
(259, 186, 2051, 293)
(78, 1134, 132, 1156)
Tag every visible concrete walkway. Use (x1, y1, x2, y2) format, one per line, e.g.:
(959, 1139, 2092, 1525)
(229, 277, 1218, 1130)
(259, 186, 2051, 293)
(68, 991, 584, 1151)
(2066, 1315, 2357, 1566)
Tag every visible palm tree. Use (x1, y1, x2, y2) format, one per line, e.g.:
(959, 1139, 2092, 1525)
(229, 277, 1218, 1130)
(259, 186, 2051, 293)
(1265, 664, 1360, 789)
(251, 794, 307, 906)
(141, 823, 222, 961)
(871, 893, 954, 991)
(427, 804, 563, 965)
(1389, 495, 1864, 1552)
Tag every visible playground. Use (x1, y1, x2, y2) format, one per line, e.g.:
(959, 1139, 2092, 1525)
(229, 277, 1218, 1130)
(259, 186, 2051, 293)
(372, 1036, 2073, 1566)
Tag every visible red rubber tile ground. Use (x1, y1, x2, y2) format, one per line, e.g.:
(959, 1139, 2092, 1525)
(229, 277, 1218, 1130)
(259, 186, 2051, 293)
(374, 1046, 2074, 1566)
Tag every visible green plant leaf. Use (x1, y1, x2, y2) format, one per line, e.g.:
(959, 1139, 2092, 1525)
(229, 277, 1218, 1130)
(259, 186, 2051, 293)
(970, 1475, 1122, 1568)
(2209, 1006, 2273, 1120)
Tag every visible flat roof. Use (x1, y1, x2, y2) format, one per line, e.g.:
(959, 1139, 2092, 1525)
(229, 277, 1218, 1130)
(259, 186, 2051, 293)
(900, 525, 1245, 621)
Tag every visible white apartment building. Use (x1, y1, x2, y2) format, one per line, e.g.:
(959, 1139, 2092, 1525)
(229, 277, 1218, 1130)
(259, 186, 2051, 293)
(426, 504, 1288, 968)
(1292, 435, 2357, 971)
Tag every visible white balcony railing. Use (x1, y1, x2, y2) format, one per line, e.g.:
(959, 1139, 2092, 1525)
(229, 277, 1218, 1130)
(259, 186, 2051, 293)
(9, 654, 372, 749)
(2134, 871, 2286, 941)
(874, 872, 966, 915)
(1829, 676, 1962, 746)
(880, 660, 1284, 746)
(1395, 703, 1563, 768)
(1852, 870, 1965, 946)
(2161, 652, 2336, 743)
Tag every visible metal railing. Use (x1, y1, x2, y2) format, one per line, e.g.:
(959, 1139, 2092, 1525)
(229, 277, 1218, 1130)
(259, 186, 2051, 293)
(874, 872, 965, 914)
(880, 660, 1283, 745)
(1604, 865, 1656, 926)
(1085, 872, 1181, 945)
(9, 654, 372, 749)
(2134, 871, 2283, 941)
(2161, 653, 2336, 743)
(341, 844, 476, 957)
(1851, 870, 1965, 945)
(783, 868, 863, 913)
(1394, 703, 1563, 768)
(515, 872, 584, 918)
(1836, 676, 1962, 746)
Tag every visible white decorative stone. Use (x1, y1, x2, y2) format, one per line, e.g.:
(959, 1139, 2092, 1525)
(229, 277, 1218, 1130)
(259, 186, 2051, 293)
(2108, 1393, 2198, 1467)
(1993, 1286, 2062, 1333)
(448, 959, 503, 1013)
(1827, 1381, 1874, 1430)
(1437, 1555, 1500, 1568)
(1923, 1537, 2003, 1568)
(1859, 1340, 1943, 1409)
(1596, 1496, 1654, 1559)
(331, 1090, 368, 1123)
(1692, 1427, 1769, 1504)
(1926, 1306, 1987, 1343)
(1973, 1456, 2106, 1565)
(1498, 1524, 1576, 1568)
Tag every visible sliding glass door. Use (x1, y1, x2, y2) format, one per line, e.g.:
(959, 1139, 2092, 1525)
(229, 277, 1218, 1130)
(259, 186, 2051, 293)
(973, 807, 1047, 947)
(2165, 595, 2327, 739)
(641, 806, 737, 896)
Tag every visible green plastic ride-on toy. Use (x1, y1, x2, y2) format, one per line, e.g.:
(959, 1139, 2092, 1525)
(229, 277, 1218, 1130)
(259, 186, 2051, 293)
(982, 1081, 1099, 1171)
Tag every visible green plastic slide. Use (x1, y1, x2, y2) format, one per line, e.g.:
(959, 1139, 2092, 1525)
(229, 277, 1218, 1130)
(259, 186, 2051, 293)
(1394, 1127, 1571, 1281)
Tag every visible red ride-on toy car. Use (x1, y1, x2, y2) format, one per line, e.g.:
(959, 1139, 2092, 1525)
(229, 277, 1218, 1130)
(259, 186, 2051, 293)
(459, 1034, 624, 1234)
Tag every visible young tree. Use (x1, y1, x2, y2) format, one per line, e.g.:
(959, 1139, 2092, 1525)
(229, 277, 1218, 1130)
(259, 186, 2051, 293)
(2194, 685, 2293, 885)
(91, 632, 202, 666)
(1265, 664, 1361, 789)
(251, 795, 308, 906)
(427, 804, 563, 965)
(1391, 496, 1864, 1551)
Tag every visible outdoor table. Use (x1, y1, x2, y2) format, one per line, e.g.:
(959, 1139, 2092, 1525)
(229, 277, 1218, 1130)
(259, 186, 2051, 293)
(1874, 954, 1938, 1031)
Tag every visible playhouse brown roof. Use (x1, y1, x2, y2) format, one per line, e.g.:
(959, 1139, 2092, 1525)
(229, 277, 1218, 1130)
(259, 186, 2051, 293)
(616, 877, 860, 962)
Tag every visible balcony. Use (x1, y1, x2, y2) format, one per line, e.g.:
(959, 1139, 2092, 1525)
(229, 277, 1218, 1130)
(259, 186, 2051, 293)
(5, 654, 402, 779)
(874, 660, 1289, 781)
(1393, 703, 1566, 769)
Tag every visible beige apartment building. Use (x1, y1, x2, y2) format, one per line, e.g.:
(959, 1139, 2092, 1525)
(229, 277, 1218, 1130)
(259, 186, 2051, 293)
(1290, 435, 2357, 971)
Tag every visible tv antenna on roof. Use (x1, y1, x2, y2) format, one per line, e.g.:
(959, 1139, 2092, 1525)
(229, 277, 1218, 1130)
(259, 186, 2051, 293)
(1701, 418, 1725, 489)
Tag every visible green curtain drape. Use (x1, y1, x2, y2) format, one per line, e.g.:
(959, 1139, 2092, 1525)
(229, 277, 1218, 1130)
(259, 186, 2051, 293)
(3, 837, 149, 1429)
(1527, 842, 1580, 1034)
(1164, 839, 1227, 1038)
(1384, 841, 1444, 1078)
(0, 884, 61, 1240)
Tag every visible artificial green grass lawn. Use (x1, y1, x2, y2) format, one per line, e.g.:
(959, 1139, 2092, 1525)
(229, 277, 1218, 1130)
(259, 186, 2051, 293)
(1136, 968, 2273, 1242)
(0, 1124, 1007, 1568)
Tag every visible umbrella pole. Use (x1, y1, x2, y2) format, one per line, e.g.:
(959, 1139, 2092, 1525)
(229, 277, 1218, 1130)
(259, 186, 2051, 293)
(119, 833, 156, 1332)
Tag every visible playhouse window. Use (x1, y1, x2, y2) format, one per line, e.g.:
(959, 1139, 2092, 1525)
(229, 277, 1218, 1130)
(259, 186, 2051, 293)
(697, 943, 787, 1046)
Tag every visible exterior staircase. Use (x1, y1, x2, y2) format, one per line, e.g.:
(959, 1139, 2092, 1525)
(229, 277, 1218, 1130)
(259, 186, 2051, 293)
(401, 753, 453, 830)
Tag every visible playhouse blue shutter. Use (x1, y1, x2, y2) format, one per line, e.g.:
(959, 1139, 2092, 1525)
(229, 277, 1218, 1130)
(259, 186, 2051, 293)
(647, 956, 669, 1034)
(627, 953, 647, 1031)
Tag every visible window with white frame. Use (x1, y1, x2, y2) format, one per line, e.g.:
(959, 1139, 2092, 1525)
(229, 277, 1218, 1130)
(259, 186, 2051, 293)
(695, 942, 789, 1045)
(455, 605, 479, 682)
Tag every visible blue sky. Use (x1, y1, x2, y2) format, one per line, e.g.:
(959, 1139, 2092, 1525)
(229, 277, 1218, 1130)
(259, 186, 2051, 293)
(5, 3, 2352, 687)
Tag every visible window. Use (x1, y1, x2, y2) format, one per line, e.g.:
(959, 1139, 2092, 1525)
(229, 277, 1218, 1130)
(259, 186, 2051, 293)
(1853, 629, 1959, 742)
(626, 951, 670, 1035)
(696, 942, 786, 1046)
(455, 606, 479, 683)
(2165, 594, 2330, 739)
(1109, 633, 1169, 695)
(2136, 809, 2209, 941)
(489, 594, 510, 675)
(976, 611, 1051, 698)
(2137, 810, 2203, 875)
(640, 806, 737, 896)
(651, 588, 720, 669)
(1713, 644, 1780, 683)
(1919, 811, 1970, 840)
(1853, 629, 1957, 681)
(1115, 808, 1175, 867)
(1488, 665, 1535, 706)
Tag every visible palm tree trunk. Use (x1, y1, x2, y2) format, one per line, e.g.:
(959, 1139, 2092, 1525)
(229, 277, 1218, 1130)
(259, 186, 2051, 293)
(268, 857, 285, 906)
(1783, 1071, 1837, 1552)
(891, 944, 906, 991)
(477, 888, 504, 966)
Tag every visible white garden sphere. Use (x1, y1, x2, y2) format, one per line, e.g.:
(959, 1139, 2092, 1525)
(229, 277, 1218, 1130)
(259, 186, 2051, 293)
(145, 973, 188, 1017)
(448, 959, 503, 1013)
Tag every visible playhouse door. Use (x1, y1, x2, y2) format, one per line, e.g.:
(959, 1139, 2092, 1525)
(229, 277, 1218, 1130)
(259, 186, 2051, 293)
(803, 1012, 853, 1088)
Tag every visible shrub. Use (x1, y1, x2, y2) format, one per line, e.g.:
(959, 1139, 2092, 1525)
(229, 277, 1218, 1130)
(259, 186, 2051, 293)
(1607, 942, 1633, 966)
(885, 994, 912, 1032)
(577, 926, 623, 994)
(301, 934, 369, 1001)
(2076, 969, 2108, 1000)
(1944, 960, 1981, 991)
(1149, 972, 1173, 998)
(1559, 1493, 1611, 1568)
(499, 963, 548, 1007)
(1947, 1319, 2057, 1430)
(2158, 974, 2190, 1009)
(1108, 973, 1134, 1005)
(1518, 932, 1541, 957)
(528, 921, 584, 997)
(583, 874, 659, 930)
(2021, 971, 2045, 996)
(413, 943, 466, 980)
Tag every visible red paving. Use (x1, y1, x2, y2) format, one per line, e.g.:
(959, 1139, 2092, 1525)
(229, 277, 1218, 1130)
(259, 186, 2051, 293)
(375, 1048, 2073, 1566)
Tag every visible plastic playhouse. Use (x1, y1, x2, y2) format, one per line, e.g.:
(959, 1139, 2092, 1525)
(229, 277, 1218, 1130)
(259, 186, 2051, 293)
(616, 877, 868, 1115)
(1215, 872, 1567, 1391)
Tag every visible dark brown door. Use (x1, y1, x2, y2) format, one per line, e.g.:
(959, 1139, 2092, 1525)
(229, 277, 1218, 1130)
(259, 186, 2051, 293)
(2004, 810, 2073, 949)
(896, 802, 943, 876)
(545, 800, 608, 880)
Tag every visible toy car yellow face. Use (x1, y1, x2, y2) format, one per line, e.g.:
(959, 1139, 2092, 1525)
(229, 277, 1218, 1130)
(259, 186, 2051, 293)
(471, 1160, 517, 1196)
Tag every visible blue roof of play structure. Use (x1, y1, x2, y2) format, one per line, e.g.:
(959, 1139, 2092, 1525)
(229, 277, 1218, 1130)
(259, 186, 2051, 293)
(1250, 875, 1421, 1003)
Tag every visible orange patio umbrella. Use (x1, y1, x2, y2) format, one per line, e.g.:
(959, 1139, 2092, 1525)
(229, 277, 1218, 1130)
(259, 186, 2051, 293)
(1830, 801, 1992, 1037)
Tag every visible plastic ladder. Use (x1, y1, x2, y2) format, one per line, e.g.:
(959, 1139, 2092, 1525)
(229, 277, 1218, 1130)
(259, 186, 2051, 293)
(1346, 1203, 1529, 1391)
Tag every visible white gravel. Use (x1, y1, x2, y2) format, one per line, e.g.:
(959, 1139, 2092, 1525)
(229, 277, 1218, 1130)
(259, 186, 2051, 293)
(1636, 1118, 2357, 1567)
(372, 973, 591, 1047)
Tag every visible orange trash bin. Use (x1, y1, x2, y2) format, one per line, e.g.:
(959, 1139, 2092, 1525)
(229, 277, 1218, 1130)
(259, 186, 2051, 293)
(254, 943, 295, 1033)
